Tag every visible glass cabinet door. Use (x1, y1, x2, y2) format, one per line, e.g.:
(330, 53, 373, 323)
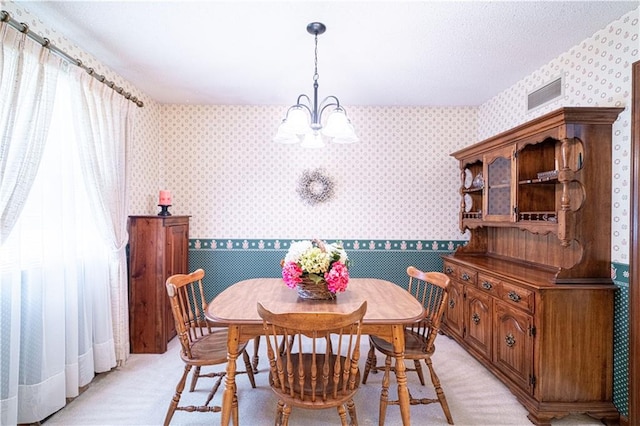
(483, 146, 516, 222)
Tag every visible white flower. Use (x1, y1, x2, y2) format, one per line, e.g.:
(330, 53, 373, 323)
(328, 242, 348, 263)
(284, 240, 313, 263)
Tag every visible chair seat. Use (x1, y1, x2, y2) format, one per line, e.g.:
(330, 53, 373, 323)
(182, 329, 248, 366)
(269, 353, 361, 409)
(369, 328, 435, 359)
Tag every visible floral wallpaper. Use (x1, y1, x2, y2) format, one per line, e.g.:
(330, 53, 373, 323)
(159, 105, 476, 240)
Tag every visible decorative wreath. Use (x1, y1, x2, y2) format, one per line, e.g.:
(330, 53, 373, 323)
(297, 168, 335, 205)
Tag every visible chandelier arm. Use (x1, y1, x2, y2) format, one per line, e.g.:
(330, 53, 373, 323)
(319, 95, 341, 109)
(296, 94, 312, 107)
(285, 103, 313, 118)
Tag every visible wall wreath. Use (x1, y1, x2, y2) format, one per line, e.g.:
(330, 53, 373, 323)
(297, 168, 335, 205)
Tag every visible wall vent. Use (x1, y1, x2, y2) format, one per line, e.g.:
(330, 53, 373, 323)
(527, 77, 562, 111)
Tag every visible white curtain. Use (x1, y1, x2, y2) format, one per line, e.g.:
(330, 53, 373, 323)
(0, 21, 61, 425)
(0, 21, 59, 243)
(68, 67, 134, 365)
(0, 19, 134, 424)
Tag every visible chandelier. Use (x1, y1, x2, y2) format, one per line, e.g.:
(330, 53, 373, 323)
(273, 22, 358, 148)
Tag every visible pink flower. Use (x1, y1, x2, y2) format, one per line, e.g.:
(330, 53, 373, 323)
(282, 261, 303, 288)
(325, 261, 349, 293)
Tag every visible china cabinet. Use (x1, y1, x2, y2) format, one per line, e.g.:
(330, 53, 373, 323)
(442, 107, 623, 425)
(128, 215, 190, 353)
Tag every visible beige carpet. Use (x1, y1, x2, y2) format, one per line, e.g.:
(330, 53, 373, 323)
(44, 335, 605, 426)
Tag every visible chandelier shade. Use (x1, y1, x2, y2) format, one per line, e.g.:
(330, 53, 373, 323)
(274, 22, 358, 148)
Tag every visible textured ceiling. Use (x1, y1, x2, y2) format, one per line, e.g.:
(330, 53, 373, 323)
(13, 1, 639, 106)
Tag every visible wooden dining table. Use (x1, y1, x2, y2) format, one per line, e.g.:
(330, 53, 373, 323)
(205, 277, 425, 426)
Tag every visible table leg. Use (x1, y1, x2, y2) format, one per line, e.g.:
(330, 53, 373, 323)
(221, 325, 240, 426)
(391, 324, 411, 426)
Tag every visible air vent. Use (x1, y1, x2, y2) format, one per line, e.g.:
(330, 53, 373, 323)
(527, 77, 562, 111)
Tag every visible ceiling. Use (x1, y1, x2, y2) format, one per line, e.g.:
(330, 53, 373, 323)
(14, 1, 639, 107)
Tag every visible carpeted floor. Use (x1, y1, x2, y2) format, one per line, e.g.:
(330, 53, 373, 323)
(44, 335, 605, 425)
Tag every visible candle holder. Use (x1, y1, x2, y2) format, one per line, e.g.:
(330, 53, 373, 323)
(158, 204, 172, 216)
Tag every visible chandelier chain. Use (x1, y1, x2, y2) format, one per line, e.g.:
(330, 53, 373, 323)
(313, 33, 319, 82)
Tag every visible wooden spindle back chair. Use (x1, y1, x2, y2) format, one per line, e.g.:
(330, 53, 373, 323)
(164, 269, 256, 425)
(362, 266, 454, 424)
(258, 301, 367, 426)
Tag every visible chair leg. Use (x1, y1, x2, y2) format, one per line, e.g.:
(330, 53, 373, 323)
(337, 404, 349, 426)
(378, 355, 392, 426)
(282, 403, 292, 426)
(252, 336, 261, 374)
(425, 357, 454, 425)
(232, 391, 239, 426)
(275, 400, 285, 426)
(346, 398, 359, 426)
(189, 366, 201, 392)
(413, 359, 426, 385)
(242, 349, 257, 388)
(362, 344, 377, 384)
(164, 365, 191, 426)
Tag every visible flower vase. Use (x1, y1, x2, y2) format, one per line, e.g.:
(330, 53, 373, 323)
(297, 276, 336, 300)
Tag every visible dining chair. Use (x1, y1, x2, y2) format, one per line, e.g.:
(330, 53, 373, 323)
(164, 269, 256, 425)
(362, 266, 454, 424)
(257, 301, 367, 426)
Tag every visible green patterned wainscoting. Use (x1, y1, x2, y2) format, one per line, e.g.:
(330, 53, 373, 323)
(188, 241, 630, 418)
(188, 238, 465, 301)
(611, 261, 629, 417)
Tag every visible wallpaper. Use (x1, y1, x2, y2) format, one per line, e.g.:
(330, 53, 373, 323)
(160, 105, 476, 240)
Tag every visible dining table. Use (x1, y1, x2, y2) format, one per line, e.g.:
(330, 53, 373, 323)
(205, 277, 425, 426)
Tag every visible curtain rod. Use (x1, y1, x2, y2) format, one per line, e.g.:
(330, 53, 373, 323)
(1, 10, 144, 108)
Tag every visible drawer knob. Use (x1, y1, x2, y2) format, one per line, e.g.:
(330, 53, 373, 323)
(445, 267, 454, 275)
(507, 291, 521, 302)
(505, 333, 516, 348)
(482, 281, 492, 290)
(461, 273, 470, 281)
(472, 312, 480, 325)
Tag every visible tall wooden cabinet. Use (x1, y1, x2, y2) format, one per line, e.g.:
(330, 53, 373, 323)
(442, 107, 623, 425)
(128, 215, 190, 353)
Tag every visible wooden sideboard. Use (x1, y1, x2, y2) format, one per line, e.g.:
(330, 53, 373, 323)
(442, 107, 623, 425)
(128, 215, 190, 353)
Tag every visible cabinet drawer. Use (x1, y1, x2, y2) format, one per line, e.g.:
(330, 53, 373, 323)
(457, 267, 477, 286)
(443, 261, 457, 279)
(500, 281, 534, 313)
(477, 273, 501, 296)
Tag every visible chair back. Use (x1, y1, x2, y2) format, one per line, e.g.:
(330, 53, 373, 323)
(257, 301, 367, 404)
(406, 266, 451, 353)
(165, 268, 212, 359)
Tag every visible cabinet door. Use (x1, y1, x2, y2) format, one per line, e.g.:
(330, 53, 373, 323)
(484, 146, 516, 222)
(164, 221, 189, 340)
(443, 279, 464, 338)
(493, 300, 534, 393)
(465, 286, 492, 360)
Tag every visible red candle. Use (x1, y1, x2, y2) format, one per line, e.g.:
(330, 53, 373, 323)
(159, 190, 171, 205)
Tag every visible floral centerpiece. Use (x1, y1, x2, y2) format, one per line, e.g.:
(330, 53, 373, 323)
(281, 239, 350, 299)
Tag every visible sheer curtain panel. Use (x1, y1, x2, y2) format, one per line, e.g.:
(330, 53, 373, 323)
(0, 21, 61, 424)
(0, 21, 59, 243)
(69, 67, 135, 365)
(0, 19, 132, 424)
